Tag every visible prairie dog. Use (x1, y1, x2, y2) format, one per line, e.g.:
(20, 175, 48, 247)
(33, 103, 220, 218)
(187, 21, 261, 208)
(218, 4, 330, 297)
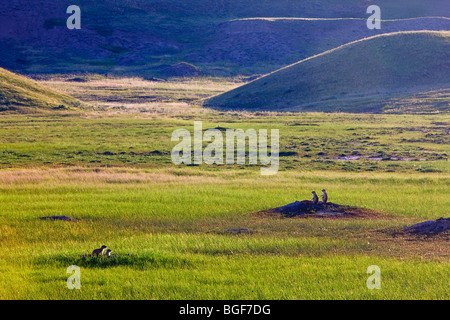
(92, 245, 107, 256)
(105, 249, 112, 258)
(321, 189, 328, 204)
(312, 191, 319, 204)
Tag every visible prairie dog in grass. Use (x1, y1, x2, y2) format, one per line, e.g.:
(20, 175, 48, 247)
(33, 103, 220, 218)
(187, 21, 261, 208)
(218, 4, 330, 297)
(105, 249, 112, 258)
(312, 191, 319, 204)
(321, 189, 328, 204)
(92, 245, 107, 256)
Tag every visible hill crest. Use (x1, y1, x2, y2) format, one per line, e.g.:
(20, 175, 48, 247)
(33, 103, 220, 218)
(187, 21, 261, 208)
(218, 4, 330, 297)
(204, 31, 450, 113)
(0, 67, 82, 112)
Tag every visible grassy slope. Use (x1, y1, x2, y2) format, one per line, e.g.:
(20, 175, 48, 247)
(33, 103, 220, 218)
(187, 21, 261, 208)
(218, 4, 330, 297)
(204, 31, 450, 113)
(0, 68, 81, 112)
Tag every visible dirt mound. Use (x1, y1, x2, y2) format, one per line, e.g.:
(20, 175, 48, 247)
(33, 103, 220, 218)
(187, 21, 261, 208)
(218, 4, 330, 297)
(158, 62, 203, 78)
(257, 200, 380, 219)
(405, 218, 449, 235)
(39, 216, 78, 221)
(225, 228, 252, 234)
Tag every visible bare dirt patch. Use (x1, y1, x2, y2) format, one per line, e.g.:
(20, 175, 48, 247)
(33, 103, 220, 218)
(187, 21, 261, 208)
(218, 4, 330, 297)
(256, 200, 381, 219)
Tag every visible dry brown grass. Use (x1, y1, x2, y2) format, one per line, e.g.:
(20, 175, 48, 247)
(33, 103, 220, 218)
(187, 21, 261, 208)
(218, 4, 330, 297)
(0, 167, 226, 186)
(38, 76, 244, 117)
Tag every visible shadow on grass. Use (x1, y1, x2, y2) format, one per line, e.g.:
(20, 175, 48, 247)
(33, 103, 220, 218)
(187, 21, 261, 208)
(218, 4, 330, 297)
(34, 252, 192, 270)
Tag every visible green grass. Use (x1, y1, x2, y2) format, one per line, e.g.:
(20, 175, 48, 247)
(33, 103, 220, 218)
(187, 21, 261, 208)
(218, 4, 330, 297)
(0, 78, 448, 300)
(0, 111, 448, 173)
(1, 168, 449, 220)
(2, 251, 448, 299)
(0, 166, 448, 299)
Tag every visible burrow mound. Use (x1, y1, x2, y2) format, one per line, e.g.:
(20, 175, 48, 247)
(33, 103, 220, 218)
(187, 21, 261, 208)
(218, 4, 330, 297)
(405, 217, 449, 235)
(257, 200, 381, 218)
(39, 215, 78, 221)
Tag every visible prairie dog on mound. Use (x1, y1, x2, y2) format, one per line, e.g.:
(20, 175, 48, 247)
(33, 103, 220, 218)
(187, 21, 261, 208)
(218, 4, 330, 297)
(321, 189, 328, 204)
(312, 191, 319, 205)
(92, 245, 107, 256)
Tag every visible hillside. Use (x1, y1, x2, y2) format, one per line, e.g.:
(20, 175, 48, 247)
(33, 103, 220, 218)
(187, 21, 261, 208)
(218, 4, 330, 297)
(0, 67, 81, 112)
(204, 31, 450, 113)
(0, 0, 449, 77)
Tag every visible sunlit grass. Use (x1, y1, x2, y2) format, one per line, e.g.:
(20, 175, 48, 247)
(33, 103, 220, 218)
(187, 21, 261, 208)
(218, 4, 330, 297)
(0, 167, 448, 299)
(0, 81, 448, 300)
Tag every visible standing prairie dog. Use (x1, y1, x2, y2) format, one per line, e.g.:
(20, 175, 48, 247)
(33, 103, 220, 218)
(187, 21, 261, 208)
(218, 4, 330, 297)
(92, 245, 107, 256)
(321, 189, 328, 204)
(312, 191, 319, 204)
(105, 249, 112, 258)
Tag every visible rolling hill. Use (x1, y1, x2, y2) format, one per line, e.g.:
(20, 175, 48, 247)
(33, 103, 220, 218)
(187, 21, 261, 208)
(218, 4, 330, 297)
(0, 67, 81, 112)
(204, 31, 450, 113)
(1, 0, 449, 77)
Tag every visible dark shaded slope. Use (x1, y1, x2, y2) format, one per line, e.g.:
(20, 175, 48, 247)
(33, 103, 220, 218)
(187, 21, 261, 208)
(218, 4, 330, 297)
(204, 31, 450, 113)
(0, 0, 449, 76)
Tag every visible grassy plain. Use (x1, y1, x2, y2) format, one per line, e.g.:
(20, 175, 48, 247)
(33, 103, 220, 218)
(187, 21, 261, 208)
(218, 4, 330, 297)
(0, 77, 448, 299)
